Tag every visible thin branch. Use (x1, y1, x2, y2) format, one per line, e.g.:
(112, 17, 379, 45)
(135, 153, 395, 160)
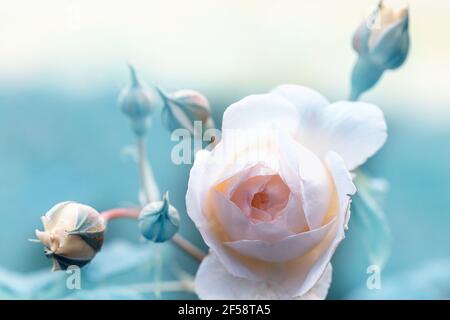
(100, 208, 206, 262)
(171, 233, 207, 262)
(101, 208, 140, 223)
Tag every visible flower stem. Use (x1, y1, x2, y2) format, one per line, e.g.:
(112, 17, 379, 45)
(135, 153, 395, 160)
(101, 208, 206, 262)
(349, 92, 360, 102)
(137, 137, 151, 204)
(171, 233, 206, 262)
(101, 208, 140, 222)
(135, 134, 206, 262)
(123, 279, 194, 293)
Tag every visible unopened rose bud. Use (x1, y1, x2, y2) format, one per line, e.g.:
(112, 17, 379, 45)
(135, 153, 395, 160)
(138, 192, 180, 243)
(351, 1, 409, 99)
(157, 87, 216, 135)
(35, 202, 105, 271)
(118, 65, 156, 136)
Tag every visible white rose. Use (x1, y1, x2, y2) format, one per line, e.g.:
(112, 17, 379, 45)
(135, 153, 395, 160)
(186, 85, 387, 299)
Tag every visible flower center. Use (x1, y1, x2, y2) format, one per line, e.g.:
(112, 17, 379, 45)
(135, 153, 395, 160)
(230, 174, 290, 223)
(251, 191, 270, 211)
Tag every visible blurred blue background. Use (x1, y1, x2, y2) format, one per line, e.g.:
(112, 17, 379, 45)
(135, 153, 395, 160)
(0, 0, 449, 299)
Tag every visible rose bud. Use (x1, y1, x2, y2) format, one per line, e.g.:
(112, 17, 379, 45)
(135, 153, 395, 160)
(35, 202, 106, 271)
(157, 87, 216, 135)
(138, 192, 180, 243)
(118, 65, 157, 136)
(351, 1, 409, 99)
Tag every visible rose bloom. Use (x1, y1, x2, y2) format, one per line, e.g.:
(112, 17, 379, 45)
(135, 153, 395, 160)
(186, 85, 387, 299)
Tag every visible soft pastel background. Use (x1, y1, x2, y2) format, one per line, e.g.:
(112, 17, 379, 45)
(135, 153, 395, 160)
(0, 0, 449, 299)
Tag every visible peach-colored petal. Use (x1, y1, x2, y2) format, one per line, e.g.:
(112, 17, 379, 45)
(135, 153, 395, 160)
(230, 174, 290, 222)
(277, 129, 333, 229)
(209, 189, 296, 243)
(225, 216, 336, 262)
(41, 201, 74, 231)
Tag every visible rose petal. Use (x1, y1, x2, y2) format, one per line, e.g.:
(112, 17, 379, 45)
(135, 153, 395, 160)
(221, 93, 298, 136)
(295, 264, 332, 300)
(284, 151, 355, 296)
(195, 253, 332, 300)
(280, 151, 355, 297)
(279, 193, 309, 234)
(277, 129, 333, 229)
(319, 101, 387, 170)
(55, 234, 96, 260)
(209, 189, 296, 243)
(187, 136, 281, 228)
(216, 163, 276, 199)
(230, 174, 290, 221)
(41, 201, 75, 231)
(272, 84, 330, 121)
(225, 216, 336, 262)
(273, 85, 387, 170)
(325, 151, 357, 228)
(186, 149, 216, 227)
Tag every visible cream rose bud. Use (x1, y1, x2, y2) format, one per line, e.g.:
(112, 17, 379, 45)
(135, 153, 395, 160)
(157, 87, 216, 135)
(186, 85, 387, 299)
(35, 202, 106, 271)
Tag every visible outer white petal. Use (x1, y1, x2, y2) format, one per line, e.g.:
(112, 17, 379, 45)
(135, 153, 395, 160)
(185, 149, 214, 227)
(272, 84, 330, 121)
(295, 264, 332, 300)
(318, 101, 387, 170)
(221, 93, 298, 136)
(195, 253, 332, 300)
(273, 85, 387, 170)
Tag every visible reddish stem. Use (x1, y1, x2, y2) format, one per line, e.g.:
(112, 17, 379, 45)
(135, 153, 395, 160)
(101, 208, 140, 223)
(100, 207, 205, 262)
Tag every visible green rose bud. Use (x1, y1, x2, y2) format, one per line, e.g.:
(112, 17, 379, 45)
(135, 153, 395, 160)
(118, 65, 156, 136)
(351, 1, 409, 100)
(138, 192, 180, 243)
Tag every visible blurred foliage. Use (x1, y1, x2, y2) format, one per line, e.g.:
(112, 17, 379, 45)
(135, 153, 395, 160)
(353, 170, 392, 269)
(0, 240, 196, 299)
